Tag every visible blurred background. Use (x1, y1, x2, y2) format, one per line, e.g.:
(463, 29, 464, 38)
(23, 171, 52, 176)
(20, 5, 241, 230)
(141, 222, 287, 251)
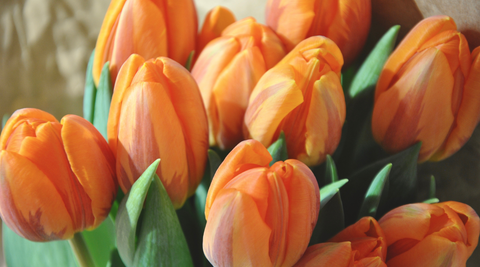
(0, 0, 479, 266)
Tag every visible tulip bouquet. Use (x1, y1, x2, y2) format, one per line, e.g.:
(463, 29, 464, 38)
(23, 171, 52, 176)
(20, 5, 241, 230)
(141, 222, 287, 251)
(1, 0, 480, 267)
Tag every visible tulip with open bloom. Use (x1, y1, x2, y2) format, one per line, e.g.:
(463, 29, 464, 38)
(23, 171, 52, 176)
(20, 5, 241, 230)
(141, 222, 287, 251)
(266, 0, 371, 66)
(378, 201, 480, 267)
(108, 55, 208, 209)
(203, 140, 320, 266)
(0, 109, 117, 241)
(244, 36, 346, 166)
(92, 0, 197, 86)
(192, 17, 286, 150)
(196, 6, 236, 57)
(295, 217, 387, 266)
(372, 16, 480, 162)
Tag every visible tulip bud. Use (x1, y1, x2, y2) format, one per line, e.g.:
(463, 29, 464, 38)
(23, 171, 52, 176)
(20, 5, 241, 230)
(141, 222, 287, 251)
(0, 109, 117, 241)
(378, 201, 480, 267)
(295, 217, 387, 267)
(372, 15, 480, 162)
(92, 0, 198, 86)
(197, 6, 236, 56)
(266, 0, 371, 66)
(192, 17, 286, 150)
(108, 54, 208, 209)
(244, 36, 346, 166)
(204, 140, 320, 267)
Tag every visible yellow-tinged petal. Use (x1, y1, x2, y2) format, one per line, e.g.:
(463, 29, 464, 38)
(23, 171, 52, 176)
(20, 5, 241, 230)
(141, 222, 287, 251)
(108, 54, 145, 157)
(213, 46, 266, 149)
(205, 140, 271, 218)
(203, 189, 272, 267)
(197, 6, 236, 55)
(376, 15, 457, 100)
(115, 81, 189, 208)
(92, 0, 128, 85)
(431, 46, 480, 160)
(294, 242, 353, 267)
(0, 151, 74, 241)
(61, 115, 117, 228)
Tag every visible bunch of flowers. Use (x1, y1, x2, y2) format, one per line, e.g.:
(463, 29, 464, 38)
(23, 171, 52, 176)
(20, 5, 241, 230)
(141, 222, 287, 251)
(1, 0, 480, 266)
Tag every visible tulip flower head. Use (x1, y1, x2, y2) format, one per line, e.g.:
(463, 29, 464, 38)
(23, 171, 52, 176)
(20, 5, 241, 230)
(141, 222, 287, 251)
(295, 216, 387, 266)
(378, 201, 480, 267)
(244, 36, 346, 166)
(108, 54, 208, 209)
(203, 140, 320, 267)
(93, 0, 198, 86)
(266, 0, 371, 66)
(192, 17, 286, 150)
(372, 15, 480, 162)
(0, 109, 117, 241)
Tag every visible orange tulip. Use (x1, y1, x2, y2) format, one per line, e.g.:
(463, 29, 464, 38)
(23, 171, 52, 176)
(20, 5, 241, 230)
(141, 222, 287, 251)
(378, 201, 480, 267)
(295, 217, 387, 267)
(203, 140, 320, 267)
(92, 0, 197, 86)
(0, 108, 117, 241)
(372, 16, 480, 162)
(244, 36, 346, 166)
(266, 0, 371, 66)
(191, 17, 286, 150)
(197, 6, 236, 56)
(108, 54, 208, 209)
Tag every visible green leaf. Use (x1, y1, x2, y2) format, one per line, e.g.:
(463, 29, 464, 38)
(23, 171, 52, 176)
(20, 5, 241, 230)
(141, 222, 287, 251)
(311, 158, 346, 244)
(267, 132, 288, 166)
(82, 217, 116, 267)
(423, 198, 440, 204)
(185, 51, 195, 72)
(83, 49, 97, 123)
(107, 249, 126, 267)
(348, 25, 400, 98)
(358, 164, 391, 219)
(93, 61, 112, 140)
(429, 175, 436, 199)
(341, 143, 420, 225)
(133, 175, 194, 267)
(320, 179, 348, 209)
(324, 155, 339, 184)
(2, 113, 9, 130)
(116, 159, 161, 267)
(3, 223, 76, 267)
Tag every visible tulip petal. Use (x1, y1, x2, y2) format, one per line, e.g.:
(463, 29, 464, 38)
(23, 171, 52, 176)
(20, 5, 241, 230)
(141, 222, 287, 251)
(0, 151, 74, 241)
(244, 65, 304, 147)
(17, 121, 92, 231)
(376, 15, 457, 100)
(266, 0, 316, 50)
(213, 46, 266, 149)
(158, 57, 209, 196)
(61, 115, 117, 228)
(197, 6, 236, 55)
(430, 47, 480, 160)
(108, 54, 145, 157)
(294, 242, 353, 267)
(205, 140, 272, 218)
(92, 0, 128, 85)
(203, 188, 272, 267)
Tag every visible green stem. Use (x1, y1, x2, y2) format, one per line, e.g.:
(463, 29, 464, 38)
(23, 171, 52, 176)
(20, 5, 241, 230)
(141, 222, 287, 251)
(69, 232, 96, 267)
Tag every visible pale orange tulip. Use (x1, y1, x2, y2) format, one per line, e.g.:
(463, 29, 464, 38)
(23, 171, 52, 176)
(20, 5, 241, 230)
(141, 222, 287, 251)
(197, 6, 236, 56)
